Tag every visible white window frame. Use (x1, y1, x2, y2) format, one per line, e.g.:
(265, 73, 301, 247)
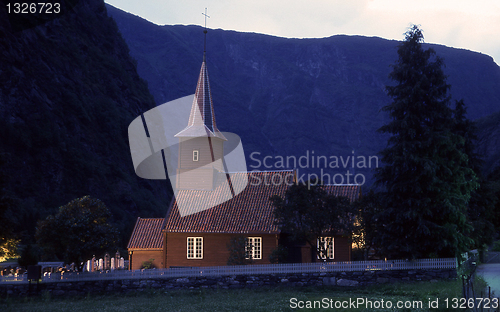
(317, 237, 334, 260)
(187, 237, 203, 259)
(193, 150, 199, 162)
(245, 237, 262, 260)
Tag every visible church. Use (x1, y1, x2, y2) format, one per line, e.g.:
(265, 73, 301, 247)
(127, 41, 360, 270)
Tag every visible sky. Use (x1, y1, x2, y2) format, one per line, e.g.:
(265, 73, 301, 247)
(105, 0, 500, 66)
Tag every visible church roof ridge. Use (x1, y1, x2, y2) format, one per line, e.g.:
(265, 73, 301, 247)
(217, 169, 295, 174)
(322, 183, 361, 186)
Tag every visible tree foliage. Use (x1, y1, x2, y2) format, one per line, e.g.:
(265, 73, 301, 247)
(453, 99, 498, 249)
(35, 196, 119, 269)
(376, 25, 477, 259)
(271, 182, 356, 261)
(0, 238, 19, 262)
(486, 166, 500, 231)
(17, 244, 40, 267)
(226, 236, 252, 265)
(141, 258, 156, 269)
(0, 153, 19, 261)
(352, 190, 385, 259)
(269, 245, 288, 264)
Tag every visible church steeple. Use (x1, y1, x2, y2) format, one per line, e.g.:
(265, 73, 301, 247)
(174, 26, 225, 140)
(174, 17, 226, 191)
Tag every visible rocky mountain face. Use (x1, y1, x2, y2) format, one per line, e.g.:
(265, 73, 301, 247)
(107, 4, 500, 185)
(0, 0, 171, 244)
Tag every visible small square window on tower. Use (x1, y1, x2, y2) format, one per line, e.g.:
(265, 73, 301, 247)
(193, 150, 199, 162)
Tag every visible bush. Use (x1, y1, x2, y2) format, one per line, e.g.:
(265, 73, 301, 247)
(227, 236, 252, 265)
(351, 247, 366, 261)
(268, 246, 288, 264)
(492, 241, 500, 252)
(141, 258, 155, 269)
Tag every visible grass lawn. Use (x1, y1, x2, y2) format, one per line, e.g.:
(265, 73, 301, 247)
(1, 279, 464, 312)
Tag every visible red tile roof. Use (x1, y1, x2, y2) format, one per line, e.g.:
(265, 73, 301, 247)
(129, 174, 362, 248)
(164, 171, 295, 234)
(127, 218, 164, 250)
(323, 184, 361, 202)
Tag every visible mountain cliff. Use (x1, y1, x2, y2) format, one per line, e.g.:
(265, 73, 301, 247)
(0, 0, 171, 244)
(107, 5, 500, 185)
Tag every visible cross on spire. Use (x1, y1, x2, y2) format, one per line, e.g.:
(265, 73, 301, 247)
(202, 8, 210, 29)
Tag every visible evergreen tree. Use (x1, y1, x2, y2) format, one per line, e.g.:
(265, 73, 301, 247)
(487, 166, 500, 230)
(453, 100, 481, 172)
(376, 25, 477, 259)
(453, 99, 497, 249)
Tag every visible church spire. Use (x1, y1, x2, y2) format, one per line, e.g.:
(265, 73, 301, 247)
(174, 10, 226, 140)
(203, 8, 209, 62)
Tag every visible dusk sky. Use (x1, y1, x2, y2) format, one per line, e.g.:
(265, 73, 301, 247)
(105, 0, 500, 65)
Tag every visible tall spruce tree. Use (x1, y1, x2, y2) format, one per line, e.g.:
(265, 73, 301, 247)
(376, 25, 477, 259)
(488, 166, 500, 230)
(454, 99, 497, 249)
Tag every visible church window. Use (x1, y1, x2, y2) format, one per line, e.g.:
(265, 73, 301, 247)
(317, 237, 334, 260)
(245, 237, 262, 259)
(187, 237, 203, 259)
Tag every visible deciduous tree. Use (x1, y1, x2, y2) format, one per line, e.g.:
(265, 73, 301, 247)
(35, 196, 119, 270)
(226, 236, 252, 265)
(271, 182, 355, 261)
(352, 190, 384, 260)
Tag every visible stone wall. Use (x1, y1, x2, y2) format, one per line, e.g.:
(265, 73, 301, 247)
(0, 269, 456, 297)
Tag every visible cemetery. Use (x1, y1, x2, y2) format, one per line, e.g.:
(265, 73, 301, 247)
(0, 251, 127, 283)
(0, 258, 458, 297)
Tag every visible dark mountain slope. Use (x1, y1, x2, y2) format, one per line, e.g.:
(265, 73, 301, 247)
(0, 0, 170, 244)
(107, 5, 500, 185)
(476, 111, 500, 173)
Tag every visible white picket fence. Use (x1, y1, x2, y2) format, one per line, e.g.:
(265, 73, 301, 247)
(0, 258, 456, 284)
